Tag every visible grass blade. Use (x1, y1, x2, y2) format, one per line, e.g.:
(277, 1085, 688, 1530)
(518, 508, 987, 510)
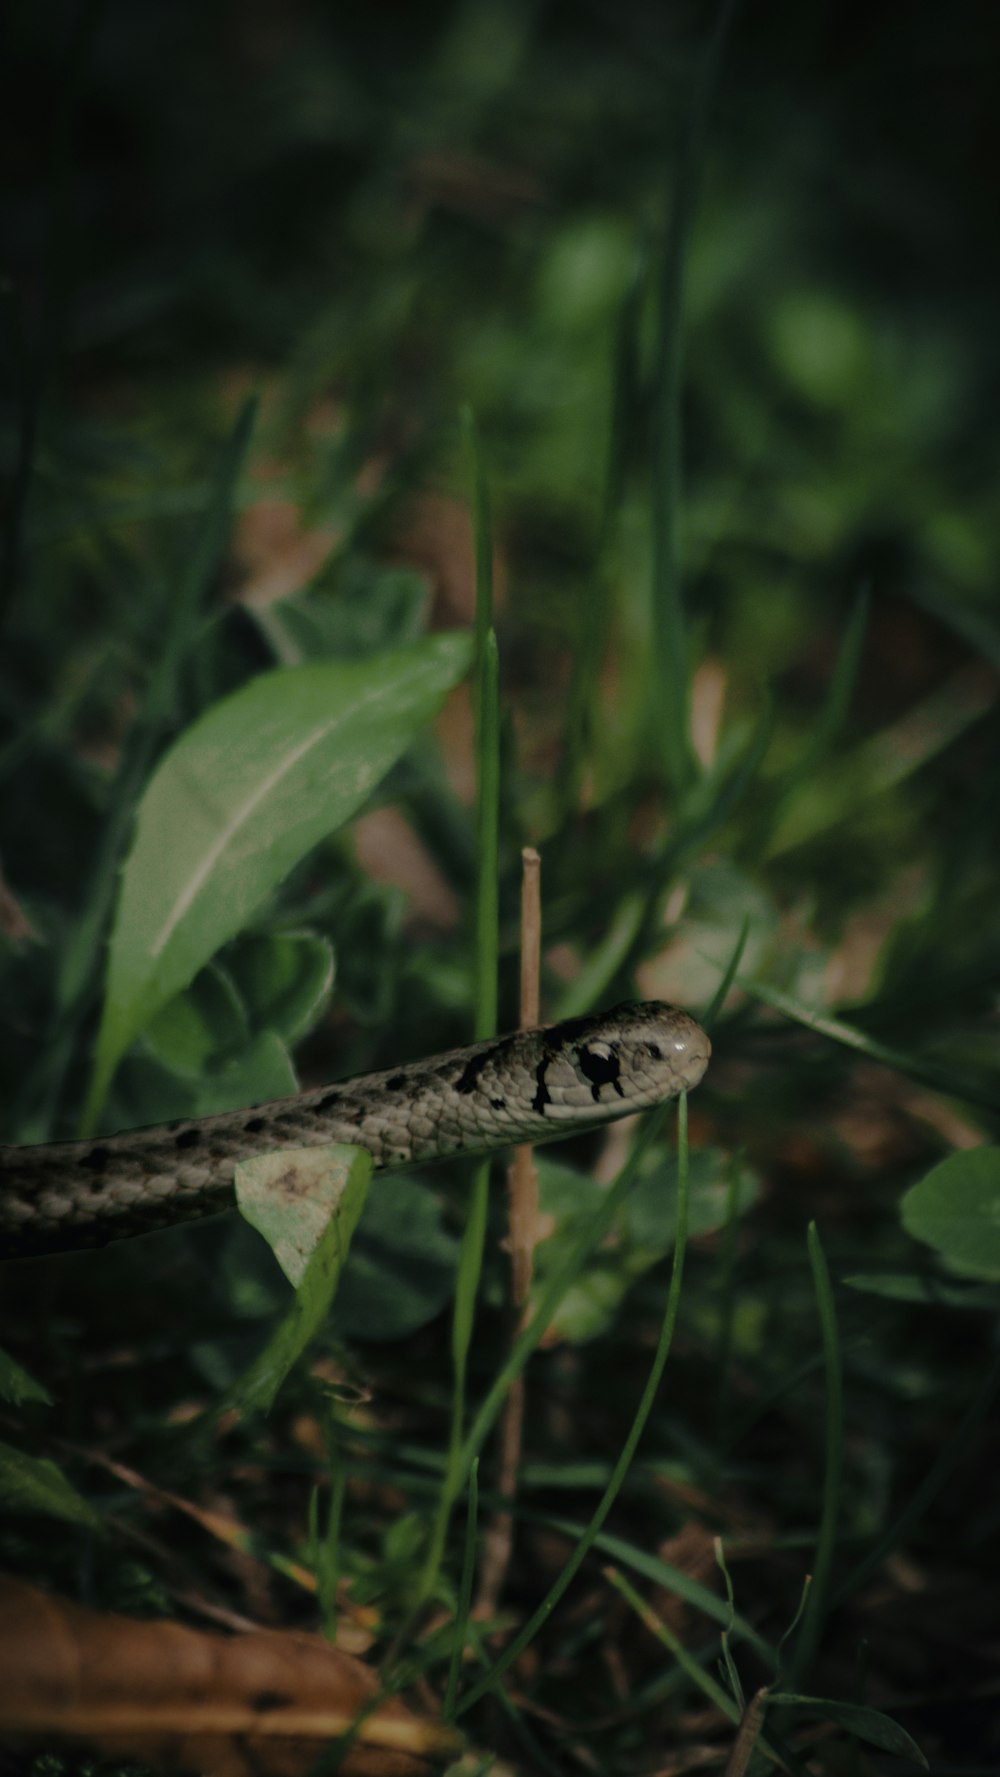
(651, 0, 740, 792)
(443, 1459, 479, 1722)
(741, 977, 1000, 1114)
(457, 1093, 692, 1715)
(786, 1222, 844, 1688)
(419, 410, 499, 1606)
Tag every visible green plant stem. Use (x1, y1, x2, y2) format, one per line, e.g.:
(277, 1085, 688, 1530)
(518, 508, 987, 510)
(443, 1458, 479, 1722)
(788, 1222, 844, 1688)
(419, 408, 499, 1607)
(651, 0, 739, 792)
(456, 1093, 691, 1715)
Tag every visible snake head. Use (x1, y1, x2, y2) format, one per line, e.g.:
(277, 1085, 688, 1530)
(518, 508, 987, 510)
(537, 1001, 711, 1121)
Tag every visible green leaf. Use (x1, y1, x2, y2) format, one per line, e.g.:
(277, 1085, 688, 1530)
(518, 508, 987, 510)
(231, 930, 335, 1045)
(742, 979, 1000, 1114)
(530, 1150, 758, 1344)
(536, 1157, 605, 1222)
(843, 1271, 1000, 1309)
(546, 1262, 630, 1344)
(768, 1693, 927, 1768)
(119, 1030, 298, 1129)
(236, 1141, 367, 1289)
(0, 1350, 52, 1408)
(251, 566, 430, 663)
(85, 632, 471, 1124)
(0, 1440, 101, 1528)
(623, 1147, 758, 1257)
(226, 1146, 372, 1415)
(142, 962, 249, 1076)
(901, 1147, 1000, 1279)
(334, 1175, 460, 1342)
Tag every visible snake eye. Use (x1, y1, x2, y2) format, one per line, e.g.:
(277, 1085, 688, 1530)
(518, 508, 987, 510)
(645, 1043, 663, 1060)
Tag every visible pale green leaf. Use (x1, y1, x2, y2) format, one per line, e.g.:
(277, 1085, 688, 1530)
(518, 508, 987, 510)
(119, 1030, 298, 1129)
(226, 1146, 372, 1415)
(86, 633, 471, 1123)
(236, 1142, 367, 1288)
(769, 1694, 927, 1767)
(0, 1351, 52, 1408)
(231, 930, 335, 1045)
(334, 1175, 460, 1341)
(142, 962, 249, 1076)
(901, 1147, 1000, 1279)
(0, 1440, 101, 1528)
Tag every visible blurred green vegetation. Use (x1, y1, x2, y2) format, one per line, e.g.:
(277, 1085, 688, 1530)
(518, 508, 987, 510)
(2, 1, 999, 1772)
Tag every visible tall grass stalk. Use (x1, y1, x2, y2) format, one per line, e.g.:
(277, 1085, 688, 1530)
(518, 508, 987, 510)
(418, 409, 500, 1605)
(787, 1222, 844, 1687)
(651, 0, 739, 793)
(456, 1093, 692, 1714)
(443, 1458, 479, 1722)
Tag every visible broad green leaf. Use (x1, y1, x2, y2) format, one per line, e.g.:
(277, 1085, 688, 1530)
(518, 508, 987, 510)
(236, 1142, 367, 1288)
(86, 633, 470, 1124)
(0, 1351, 51, 1408)
(536, 1157, 605, 1222)
(226, 1146, 372, 1415)
(230, 930, 335, 1045)
(251, 566, 430, 663)
(530, 1150, 758, 1343)
(143, 961, 249, 1076)
(185, 1030, 299, 1114)
(334, 1175, 460, 1341)
(0, 1440, 101, 1528)
(117, 1030, 298, 1130)
(901, 1147, 1000, 1279)
(622, 1147, 759, 1256)
(768, 1694, 927, 1767)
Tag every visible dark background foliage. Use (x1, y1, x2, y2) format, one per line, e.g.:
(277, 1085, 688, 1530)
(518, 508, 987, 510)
(2, 2, 999, 1773)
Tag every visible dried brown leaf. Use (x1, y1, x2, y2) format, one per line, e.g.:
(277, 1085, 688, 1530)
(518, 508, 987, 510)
(0, 1576, 461, 1777)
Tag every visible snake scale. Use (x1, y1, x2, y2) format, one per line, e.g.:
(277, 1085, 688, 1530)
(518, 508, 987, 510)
(0, 1002, 710, 1259)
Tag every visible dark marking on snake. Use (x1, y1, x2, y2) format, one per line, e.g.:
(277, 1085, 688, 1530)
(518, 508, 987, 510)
(455, 1048, 493, 1095)
(78, 1145, 111, 1173)
(540, 1013, 594, 1052)
(0, 1002, 710, 1259)
(578, 1042, 624, 1101)
(455, 1032, 520, 1095)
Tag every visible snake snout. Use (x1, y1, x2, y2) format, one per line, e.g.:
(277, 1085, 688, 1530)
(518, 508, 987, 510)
(636, 1003, 711, 1096)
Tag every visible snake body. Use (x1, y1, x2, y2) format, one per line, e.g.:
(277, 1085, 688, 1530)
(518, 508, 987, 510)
(0, 1002, 709, 1258)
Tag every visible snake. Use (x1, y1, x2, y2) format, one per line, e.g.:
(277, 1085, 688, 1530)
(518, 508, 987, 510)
(0, 1002, 710, 1259)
